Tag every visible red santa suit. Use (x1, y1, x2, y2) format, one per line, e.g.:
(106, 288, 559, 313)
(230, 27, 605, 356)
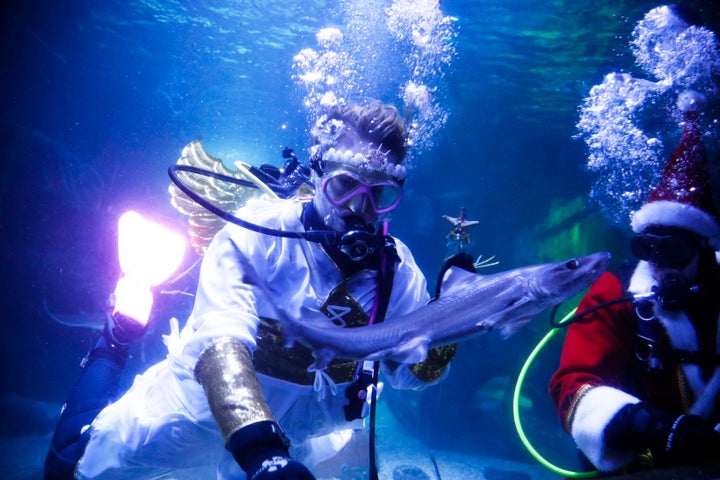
(550, 88, 720, 472)
(549, 263, 720, 471)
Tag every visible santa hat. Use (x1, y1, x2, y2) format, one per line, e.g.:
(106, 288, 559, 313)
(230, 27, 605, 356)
(631, 90, 720, 249)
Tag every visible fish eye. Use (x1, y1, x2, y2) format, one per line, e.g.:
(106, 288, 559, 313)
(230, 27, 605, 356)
(565, 259, 580, 270)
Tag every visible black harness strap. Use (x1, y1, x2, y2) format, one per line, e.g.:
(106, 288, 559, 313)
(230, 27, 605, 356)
(633, 300, 720, 370)
(339, 232, 397, 480)
(367, 235, 397, 480)
(650, 348, 720, 367)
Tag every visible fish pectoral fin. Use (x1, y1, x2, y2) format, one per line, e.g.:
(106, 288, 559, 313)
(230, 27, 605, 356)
(440, 266, 481, 296)
(42, 299, 105, 330)
(376, 336, 430, 364)
(308, 348, 336, 372)
(299, 306, 334, 327)
(279, 306, 326, 347)
(498, 314, 535, 338)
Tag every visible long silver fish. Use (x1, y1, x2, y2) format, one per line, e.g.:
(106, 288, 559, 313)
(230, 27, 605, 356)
(248, 252, 610, 371)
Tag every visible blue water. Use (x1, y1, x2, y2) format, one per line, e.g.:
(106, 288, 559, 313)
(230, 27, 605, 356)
(1, 0, 719, 478)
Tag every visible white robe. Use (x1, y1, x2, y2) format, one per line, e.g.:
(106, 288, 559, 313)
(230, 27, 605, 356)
(76, 196, 437, 479)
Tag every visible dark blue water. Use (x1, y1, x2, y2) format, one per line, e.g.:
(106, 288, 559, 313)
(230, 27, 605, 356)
(2, 0, 719, 478)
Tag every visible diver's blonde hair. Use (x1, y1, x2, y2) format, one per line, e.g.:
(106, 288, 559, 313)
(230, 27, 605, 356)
(312, 102, 408, 163)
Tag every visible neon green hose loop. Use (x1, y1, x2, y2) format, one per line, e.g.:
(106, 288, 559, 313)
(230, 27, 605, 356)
(512, 308, 599, 478)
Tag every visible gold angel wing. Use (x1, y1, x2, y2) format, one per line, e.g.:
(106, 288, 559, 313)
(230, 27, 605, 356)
(168, 140, 278, 255)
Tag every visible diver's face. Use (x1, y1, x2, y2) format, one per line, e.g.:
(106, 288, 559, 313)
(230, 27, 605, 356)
(649, 253, 700, 285)
(632, 228, 703, 283)
(314, 162, 402, 231)
(312, 127, 404, 232)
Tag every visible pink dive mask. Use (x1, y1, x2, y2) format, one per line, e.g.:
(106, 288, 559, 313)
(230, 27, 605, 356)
(322, 171, 403, 215)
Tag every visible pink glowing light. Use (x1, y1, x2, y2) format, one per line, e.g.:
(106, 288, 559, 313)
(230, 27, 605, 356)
(113, 211, 186, 325)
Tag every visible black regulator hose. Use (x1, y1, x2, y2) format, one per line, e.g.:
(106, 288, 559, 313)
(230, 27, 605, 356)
(168, 164, 339, 245)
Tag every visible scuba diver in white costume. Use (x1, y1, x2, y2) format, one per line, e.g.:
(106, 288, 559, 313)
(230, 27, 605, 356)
(44, 101, 464, 479)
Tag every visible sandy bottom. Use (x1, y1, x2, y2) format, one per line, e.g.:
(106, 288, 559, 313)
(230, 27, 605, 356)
(0, 433, 50, 479)
(3, 400, 559, 480)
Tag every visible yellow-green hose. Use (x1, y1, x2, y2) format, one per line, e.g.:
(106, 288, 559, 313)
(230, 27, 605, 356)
(512, 308, 598, 478)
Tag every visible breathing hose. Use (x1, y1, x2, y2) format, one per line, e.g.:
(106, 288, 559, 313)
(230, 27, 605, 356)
(512, 307, 599, 478)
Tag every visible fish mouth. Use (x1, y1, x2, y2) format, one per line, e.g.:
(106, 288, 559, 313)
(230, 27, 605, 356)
(588, 251, 612, 277)
(568, 252, 611, 275)
(540, 252, 611, 300)
(566, 251, 611, 274)
(572, 251, 611, 293)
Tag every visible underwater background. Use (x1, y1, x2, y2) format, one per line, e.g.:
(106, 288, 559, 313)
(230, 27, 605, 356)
(1, 0, 719, 478)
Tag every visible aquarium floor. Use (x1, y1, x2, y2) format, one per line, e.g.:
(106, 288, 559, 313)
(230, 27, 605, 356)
(0, 416, 556, 480)
(7, 402, 720, 480)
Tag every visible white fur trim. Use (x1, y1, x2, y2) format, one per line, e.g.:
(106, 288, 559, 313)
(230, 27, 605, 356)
(655, 309, 708, 401)
(571, 386, 641, 472)
(627, 262, 706, 399)
(628, 262, 720, 413)
(691, 368, 720, 418)
(627, 260, 654, 295)
(656, 309, 697, 352)
(631, 200, 720, 249)
(629, 261, 699, 352)
(677, 90, 707, 113)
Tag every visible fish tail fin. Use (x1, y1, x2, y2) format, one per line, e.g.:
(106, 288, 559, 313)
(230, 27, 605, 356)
(377, 336, 430, 364)
(308, 349, 336, 372)
(42, 299, 105, 330)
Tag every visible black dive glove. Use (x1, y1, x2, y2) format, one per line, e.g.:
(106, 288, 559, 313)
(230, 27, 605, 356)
(434, 252, 476, 298)
(105, 311, 148, 346)
(604, 402, 720, 466)
(227, 421, 316, 480)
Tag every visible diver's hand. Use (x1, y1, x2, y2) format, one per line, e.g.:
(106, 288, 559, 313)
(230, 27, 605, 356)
(663, 413, 720, 465)
(228, 421, 315, 480)
(105, 272, 154, 345)
(111, 275, 153, 328)
(443, 251, 477, 273)
(604, 402, 720, 465)
(434, 252, 477, 299)
(245, 454, 315, 480)
(100, 313, 146, 348)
